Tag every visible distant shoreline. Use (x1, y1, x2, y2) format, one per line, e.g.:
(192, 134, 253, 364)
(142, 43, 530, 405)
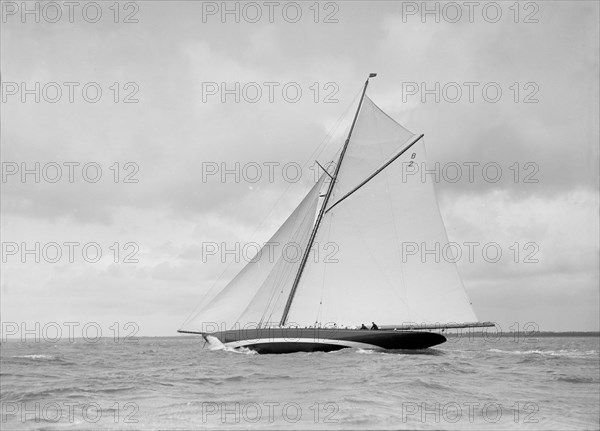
(445, 331, 600, 338)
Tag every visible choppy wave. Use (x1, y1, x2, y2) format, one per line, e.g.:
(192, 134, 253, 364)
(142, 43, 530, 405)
(556, 376, 598, 384)
(487, 348, 598, 357)
(1, 336, 598, 430)
(6, 354, 77, 366)
(12, 354, 56, 360)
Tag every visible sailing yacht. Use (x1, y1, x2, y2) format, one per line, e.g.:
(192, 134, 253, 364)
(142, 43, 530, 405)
(179, 74, 492, 353)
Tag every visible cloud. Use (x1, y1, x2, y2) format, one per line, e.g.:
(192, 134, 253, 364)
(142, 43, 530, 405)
(2, 1, 598, 333)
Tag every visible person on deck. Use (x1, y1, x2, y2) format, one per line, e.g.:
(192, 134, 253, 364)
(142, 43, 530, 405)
(371, 322, 379, 330)
(360, 324, 368, 330)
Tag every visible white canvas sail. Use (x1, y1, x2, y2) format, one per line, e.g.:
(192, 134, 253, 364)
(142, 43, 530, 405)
(286, 96, 478, 327)
(184, 175, 326, 332)
(182, 92, 480, 334)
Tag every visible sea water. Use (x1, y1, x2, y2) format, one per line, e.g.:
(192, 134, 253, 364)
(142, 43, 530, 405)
(1, 335, 598, 430)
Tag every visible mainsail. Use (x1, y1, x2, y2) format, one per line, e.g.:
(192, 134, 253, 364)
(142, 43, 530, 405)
(287, 96, 477, 327)
(182, 86, 479, 333)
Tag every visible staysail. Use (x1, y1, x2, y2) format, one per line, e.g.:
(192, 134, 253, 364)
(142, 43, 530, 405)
(182, 87, 480, 333)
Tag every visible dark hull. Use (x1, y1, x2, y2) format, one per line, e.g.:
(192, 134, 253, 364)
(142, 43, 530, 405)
(205, 328, 446, 354)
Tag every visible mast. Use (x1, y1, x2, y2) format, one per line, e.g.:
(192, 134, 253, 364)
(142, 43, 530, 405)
(279, 73, 377, 326)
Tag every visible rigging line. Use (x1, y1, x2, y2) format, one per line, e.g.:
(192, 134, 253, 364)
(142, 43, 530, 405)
(325, 134, 424, 214)
(315, 160, 334, 180)
(315, 211, 333, 326)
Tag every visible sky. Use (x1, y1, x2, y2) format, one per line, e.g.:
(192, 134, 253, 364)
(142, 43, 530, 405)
(1, 0, 599, 337)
